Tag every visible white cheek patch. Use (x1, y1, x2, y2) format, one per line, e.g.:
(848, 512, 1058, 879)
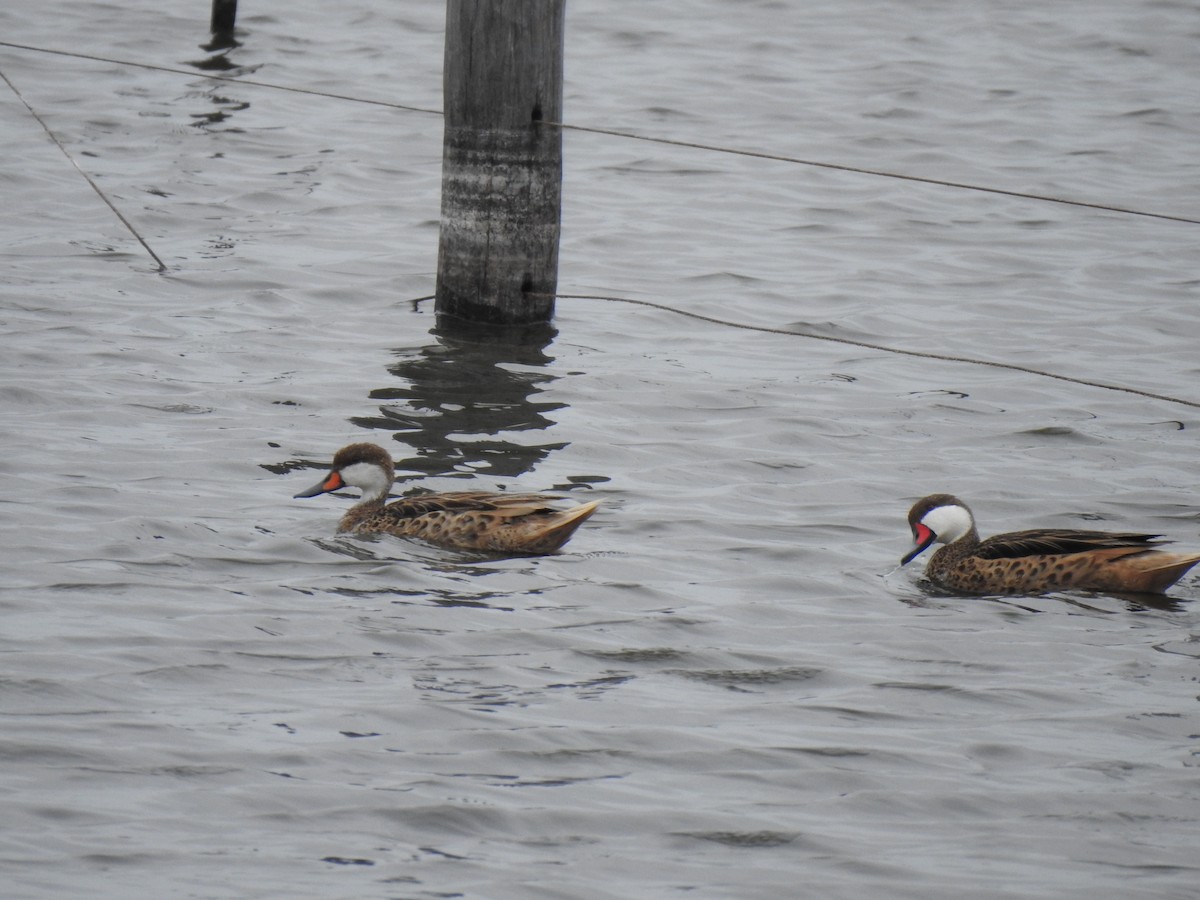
(339, 461, 392, 500)
(921, 504, 973, 544)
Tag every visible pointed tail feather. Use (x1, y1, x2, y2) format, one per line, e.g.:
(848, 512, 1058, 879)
(526, 500, 601, 553)
(1118, 551, 1200, 593)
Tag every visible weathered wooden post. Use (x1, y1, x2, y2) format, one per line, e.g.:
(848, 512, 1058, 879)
(210, 0, 238, 36)
(435, 0, 566, 328)
(205, 0, 239, 51)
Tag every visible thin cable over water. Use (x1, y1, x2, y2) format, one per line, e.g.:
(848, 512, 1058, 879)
(5, 38, 1197, 407)
(0, 41, 441, 115)
(3, 40, 1198, 227)
(548, 122, 1200, 227)
(0, 65, 168, 271)
(531, 292, 1200, 411)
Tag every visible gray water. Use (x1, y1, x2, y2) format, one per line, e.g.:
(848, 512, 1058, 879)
(3, 1, 1199, 898)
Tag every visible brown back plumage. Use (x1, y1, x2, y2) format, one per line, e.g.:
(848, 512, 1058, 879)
(344, 491, 601, 554)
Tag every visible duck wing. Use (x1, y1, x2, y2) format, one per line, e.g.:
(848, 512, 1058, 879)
(382, 491, 565, 521)
(977, 529, 1166, 560)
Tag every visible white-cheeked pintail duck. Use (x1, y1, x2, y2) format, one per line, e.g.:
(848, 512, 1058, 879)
(901, 493, 1200, 595)
(294, 442, 600, 554)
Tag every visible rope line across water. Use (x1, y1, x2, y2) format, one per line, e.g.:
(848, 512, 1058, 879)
(5, 38, 1197, 410)
(0, 64, 168, 271)
(517, 292, 1196, 411)
(3, 40, 1198, 227)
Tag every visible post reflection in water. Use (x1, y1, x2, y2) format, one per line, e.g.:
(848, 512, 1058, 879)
(349, 323, 596, 489)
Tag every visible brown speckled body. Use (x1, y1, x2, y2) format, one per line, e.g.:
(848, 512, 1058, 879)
(340, 489, 599, 554)
(295, 443, 599, 554)
(905, 493, 1200, 595)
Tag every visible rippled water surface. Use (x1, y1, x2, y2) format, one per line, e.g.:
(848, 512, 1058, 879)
(3, 1, 1199, 897)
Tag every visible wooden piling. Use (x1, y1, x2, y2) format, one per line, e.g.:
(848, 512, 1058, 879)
(207, 0, 239, 50)
(435, 0, 566, 328)
(210, 0, 238, 35)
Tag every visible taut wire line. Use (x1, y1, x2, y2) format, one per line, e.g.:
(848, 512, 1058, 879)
(546, 122, 1200, 228)
(2, 40, 1198, 227)
(7, 38, 1190, 406)
(1, 65, 168, 271)
(525, 292, 1199, 411)
(0, 41, 441, 115)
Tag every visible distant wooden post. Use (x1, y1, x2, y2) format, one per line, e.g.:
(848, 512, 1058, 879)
(206, 0, 239, 50)
(210, 0, 238, 36)
(435, 0, 565, 327)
